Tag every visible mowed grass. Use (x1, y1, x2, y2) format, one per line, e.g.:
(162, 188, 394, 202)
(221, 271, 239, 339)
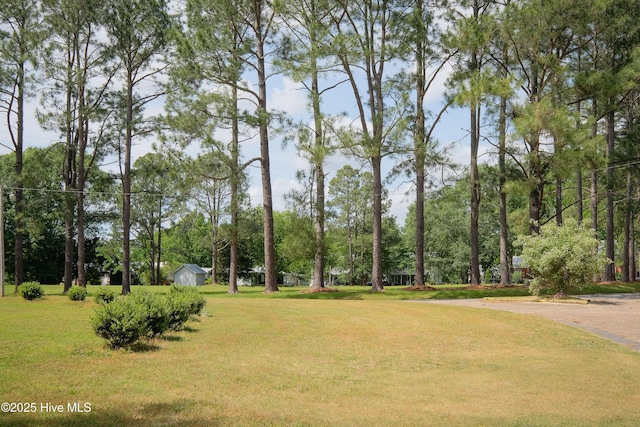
(19, 280, 640, 300)
(1, 290, 640, 426)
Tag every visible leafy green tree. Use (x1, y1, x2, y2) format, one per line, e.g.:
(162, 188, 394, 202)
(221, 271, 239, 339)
(446, 0, 515, 285)
(131, 152, 185, 285)
(387, 0, 454, 288)
(380, 216, 411, 279)
(102, 0, 171, 294)
(274, 210, 315, 278)
(577, 0, 640, 280)
(40, 0, 114, 289)
(245, 0, 279, 293)
(331, 0, 411, 291)
(169, 0, 245, 292)
(327, 165, 385, 285)
(516, 218, 610, 296)
(173, 0, 278, 293)
(409, 166, 501, 284)
(189, 152, 249, 285)
(503, 0, 593, 236)
(161, 212, 211, 273)
(0, 147, 112, 284)
(618, 91, 640, 281)
(422, 178, 470, 283)
(274, 0, 341, 289)
(236, 206, 266, 276)
(0, 0, 45, 289)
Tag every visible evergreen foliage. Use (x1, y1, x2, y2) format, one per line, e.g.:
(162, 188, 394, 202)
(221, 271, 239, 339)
(91, 296, 150, 348)
(516, 219, 611, 296)
(0, 0, 639, 291)
(18, 282, 44, 300)
(129, 289, 171, 338)
(94, 287, 116, 305)
(91, 288, 207, 348)
(66, 286, 87, 301)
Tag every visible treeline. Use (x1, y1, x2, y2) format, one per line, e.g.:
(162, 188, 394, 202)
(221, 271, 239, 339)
(1, 0, 639, 294)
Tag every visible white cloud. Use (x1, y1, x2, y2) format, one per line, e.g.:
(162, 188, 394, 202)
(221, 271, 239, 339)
(249, 176, 301, 212)
(269, 77, 308, 116)
(388, 181, 415, 225)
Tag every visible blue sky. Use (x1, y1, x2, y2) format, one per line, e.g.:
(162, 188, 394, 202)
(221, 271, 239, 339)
(11, 64, 490, 227)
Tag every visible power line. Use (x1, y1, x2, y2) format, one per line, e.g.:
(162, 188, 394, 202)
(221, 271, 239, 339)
(0, 186, 172, 198)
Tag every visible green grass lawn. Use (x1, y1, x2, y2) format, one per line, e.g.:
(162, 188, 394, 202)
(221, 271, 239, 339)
(1, 286, 640, 426)
(12, 280, 640, 300)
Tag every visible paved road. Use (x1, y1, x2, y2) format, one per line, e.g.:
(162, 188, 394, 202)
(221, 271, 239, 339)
(417, 294, 640, 352)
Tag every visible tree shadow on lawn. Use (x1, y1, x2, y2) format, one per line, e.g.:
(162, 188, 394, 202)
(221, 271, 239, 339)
(283, 288, 366, 300)
(125, 341, 162, 353)
(1, 399, 213, 427)
(159, 334, 184, 342)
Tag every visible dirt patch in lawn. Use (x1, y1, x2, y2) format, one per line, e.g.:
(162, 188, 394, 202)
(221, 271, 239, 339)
(416, 293, 640, 352)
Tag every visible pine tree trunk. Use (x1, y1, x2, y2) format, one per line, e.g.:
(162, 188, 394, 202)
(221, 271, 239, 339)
(414, 6, 426, 287)
(604, 110, 616, 281)
(311, 55, 325, 289)
(498, 93, 511, 285)
(13, 64, 25, 292)
(76, 90, 87, 287)
(228, 83, 240, 294)
(469, 28, 481, 285)
(255, 3, 278, 293)
(370, 155, 384, 292)
(623, 170, 633, 282)
(555, 176, 563, 225)
(122, 72, 133, 295)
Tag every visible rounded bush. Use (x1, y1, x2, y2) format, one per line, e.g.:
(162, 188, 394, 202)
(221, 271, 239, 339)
(130, 289, 170, 338)
(94, 287, 116, 305)
(67, 286, 87, 301)
(170, 285, 206, 316)
(516, 218, 610, 296)
(166, 293, 193, 331)
(91, 296, 150, 348)
(19, 282, 44, 300)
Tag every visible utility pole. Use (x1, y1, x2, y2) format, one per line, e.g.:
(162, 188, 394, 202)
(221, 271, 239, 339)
(1, 186, 4, 297)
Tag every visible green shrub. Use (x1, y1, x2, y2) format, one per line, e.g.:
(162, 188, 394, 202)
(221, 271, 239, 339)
(67, 286, 87, 301)
(170, 285, 206, 316)
(515, 218, 611, 296)
(94, 287, 116, 305)
(18, 282, 44, 300)
(166, 293, 193, 331)
(129, 289, 170, 338)
(91, 296, 150, 348)
(511, 271, 523, 285)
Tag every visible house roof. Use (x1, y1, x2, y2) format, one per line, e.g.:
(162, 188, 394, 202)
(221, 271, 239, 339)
(174, 264, 207, 275)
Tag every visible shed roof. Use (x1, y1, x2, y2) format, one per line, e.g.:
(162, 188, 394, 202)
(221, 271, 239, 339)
(175, 264, 207, 275)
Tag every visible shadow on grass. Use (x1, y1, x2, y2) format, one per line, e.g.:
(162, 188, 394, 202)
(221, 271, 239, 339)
(0, 399, 218, 427)
(159, 334, 184, 342)
(588, 300, 619, 305)
(283, 291, 365, 300)
(126, 341, 162, 353)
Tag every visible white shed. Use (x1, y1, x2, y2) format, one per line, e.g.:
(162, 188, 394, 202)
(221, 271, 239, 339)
(173, 264, 207, 286)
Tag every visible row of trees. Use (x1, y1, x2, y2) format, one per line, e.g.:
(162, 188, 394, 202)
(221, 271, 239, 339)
(1, 0, 639, 294)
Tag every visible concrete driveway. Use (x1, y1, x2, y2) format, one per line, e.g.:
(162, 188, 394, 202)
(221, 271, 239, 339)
(417, 294, 640, 352)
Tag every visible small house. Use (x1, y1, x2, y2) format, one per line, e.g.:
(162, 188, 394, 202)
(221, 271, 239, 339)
(174, 264, 207, 286)
(512, 256, 530, 281)
(387, 270, 415, 286)
(238, 267, 266, 287)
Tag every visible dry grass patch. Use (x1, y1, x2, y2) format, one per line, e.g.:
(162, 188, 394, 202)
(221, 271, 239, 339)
(1, 296, 639, 426)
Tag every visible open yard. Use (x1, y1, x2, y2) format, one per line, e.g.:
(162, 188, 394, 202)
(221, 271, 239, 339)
(1, 285, 640, 426)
